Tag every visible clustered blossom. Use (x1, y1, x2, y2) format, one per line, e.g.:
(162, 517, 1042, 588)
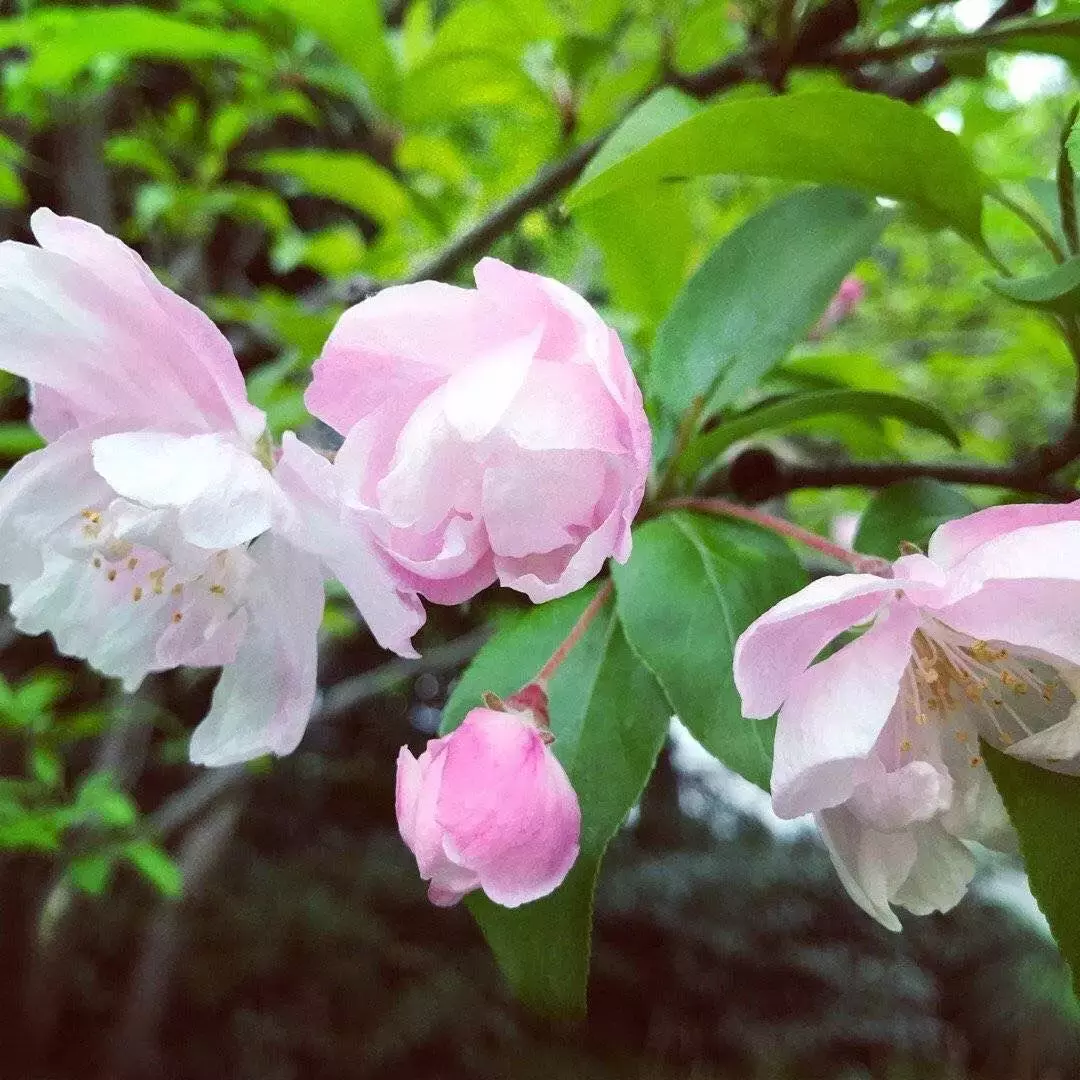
(735, 502, 1080, 929)
(0, 211, 654, 909)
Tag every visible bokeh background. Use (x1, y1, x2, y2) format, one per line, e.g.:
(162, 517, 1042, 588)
(2, 0, 1080, 1076)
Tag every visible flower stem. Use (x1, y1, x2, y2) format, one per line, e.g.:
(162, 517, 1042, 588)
(665, 497, 890, 573)
(535, 580, 615, 684)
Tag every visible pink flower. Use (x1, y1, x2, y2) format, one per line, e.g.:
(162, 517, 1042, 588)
(304, 258, 651, 622)
(733, 500, 1080, 928)
(808, 275, 865, 339)
(0, 210, 423, 765)
(395, 707, 581, 907)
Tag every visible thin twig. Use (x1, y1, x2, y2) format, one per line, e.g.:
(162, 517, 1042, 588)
(665, 497, 888, 571)
(535, 581, 614, 684)
(830, 13, 1080, 67)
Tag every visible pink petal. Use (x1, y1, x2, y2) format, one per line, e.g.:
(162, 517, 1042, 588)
(733, 573, 901, 719)
(927, 500, 1080, 569)
(937, 579, 1080, 670)
(306, 279, 510, 435)
(91, 431, 285, 550)
(0, 210, 263, 440)
(437, 709, 580, 908)
(771, 602, 920, 819)
(189, 533, 323, 765)
(274, 434, 425, 658)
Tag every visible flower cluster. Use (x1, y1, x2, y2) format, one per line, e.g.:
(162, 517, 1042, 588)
(0, 211, 648, 905)
(735, 502, 1080, 929)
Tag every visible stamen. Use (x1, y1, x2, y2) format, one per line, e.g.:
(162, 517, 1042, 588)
(127, 557, 138, 571)
(209, 584, 226, 596)
(107, 569, 117, 582)
(171, 612, 183, 623)
(132, 586, 143, 602)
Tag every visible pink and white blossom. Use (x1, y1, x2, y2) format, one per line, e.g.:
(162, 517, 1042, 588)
(304, 259, 651, 623)
(733, 502, 1080, 928)
(395, 707, 581, 907)
(0, 210, 422, 765)
(808, 275, 865, 340)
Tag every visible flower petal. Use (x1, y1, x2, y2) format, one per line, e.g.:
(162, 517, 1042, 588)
(91, 431, 284, 550)
(771, 602, 920, 818)
(927, 500, 1080, 569)
(274, 433, 425, 658)
(189, 533, 323, 766)
(733, 573, 900, 719)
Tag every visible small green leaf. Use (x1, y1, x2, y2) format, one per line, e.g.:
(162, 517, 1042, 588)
(652, 187, 889, 419)
(568, 90, 987, 242)
(984, 745, 1080, 1000)
(988, 257, 1080, 314)
(74, 773, 138, 828)
(123, 840, 183, 898)
(680, 389, 960, 477)
(444, 586, 670, 1014)
(250, 149, 412, 228)
(68, 853, 113, 896)
(31, 746, 63, 789)
(612, 512, 808, 790)
(853, 479, 977, 558)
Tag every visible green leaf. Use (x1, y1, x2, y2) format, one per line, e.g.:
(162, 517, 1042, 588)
(68, 853, 113, 896)
(612, 512, 808, 791)
(652, 187, 889, 419)
(574, 87, 701, 328)
(568, 90, 987, 242)
(249, 149, 412, 228)
(988, 257, 1080, 314)
(0, 8, 271, 88)
(984, 745, 1080, 1000)
(123, 840, 183, 898)
(443, 587, 670, 1013)
(31, 746, 63, 789)
(266, 0, 397, 113)
(74, 773, 138, 829)
(853, 479, 977, 559)
(680, 389, 960, 477)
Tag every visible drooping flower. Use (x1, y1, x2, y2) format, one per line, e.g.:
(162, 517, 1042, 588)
(395, 706, 581, 907)
(0, 210, 423, 765)
(304, 258, 651, 623)
(733, 501, 1080, 929)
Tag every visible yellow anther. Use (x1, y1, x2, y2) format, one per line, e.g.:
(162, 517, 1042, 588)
(1044, 686, 1055, 703)
(900, 740, 912, 752)
(171, 611, 183, 623)
(132, 586, 143, 602)
(149, 568, 167, 595)
(127, 557, 138, 571)
(915, 713, 929, 726)
(969, 756, 983, 768)
(92, 557, 102, 569)
(80, 508, 101, 523)
(955, 730, 969, 743)
(1000, 733, 1014, 746)
(171, 583, 183, 596)
(107, 569, 117, 583)
(209, 584, 226, 596)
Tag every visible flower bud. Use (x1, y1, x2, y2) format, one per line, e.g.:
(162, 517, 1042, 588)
(395, 707, 580, 908)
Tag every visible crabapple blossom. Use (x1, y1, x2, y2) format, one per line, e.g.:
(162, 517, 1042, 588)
(395, 706, 581, 908)
(304, 258, 650, 625)
(0, 210, 422, 766)
(733, 502, 1080, 929)
(808, 275, 865, 339)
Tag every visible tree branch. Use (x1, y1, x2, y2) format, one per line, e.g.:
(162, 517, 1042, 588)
(716, 447, 1077, 503)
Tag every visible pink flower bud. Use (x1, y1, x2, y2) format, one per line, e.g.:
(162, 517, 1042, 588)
(305, 259, 651, 621)
(808, 275, 865, 339)
(395, 707, 581, 908)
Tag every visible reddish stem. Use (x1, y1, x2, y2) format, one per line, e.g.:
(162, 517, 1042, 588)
(666, 497, 890, 574)
(535, 580, 615, 684)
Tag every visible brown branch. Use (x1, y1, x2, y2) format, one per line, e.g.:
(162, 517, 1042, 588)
(715, 447, 1077, 503)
